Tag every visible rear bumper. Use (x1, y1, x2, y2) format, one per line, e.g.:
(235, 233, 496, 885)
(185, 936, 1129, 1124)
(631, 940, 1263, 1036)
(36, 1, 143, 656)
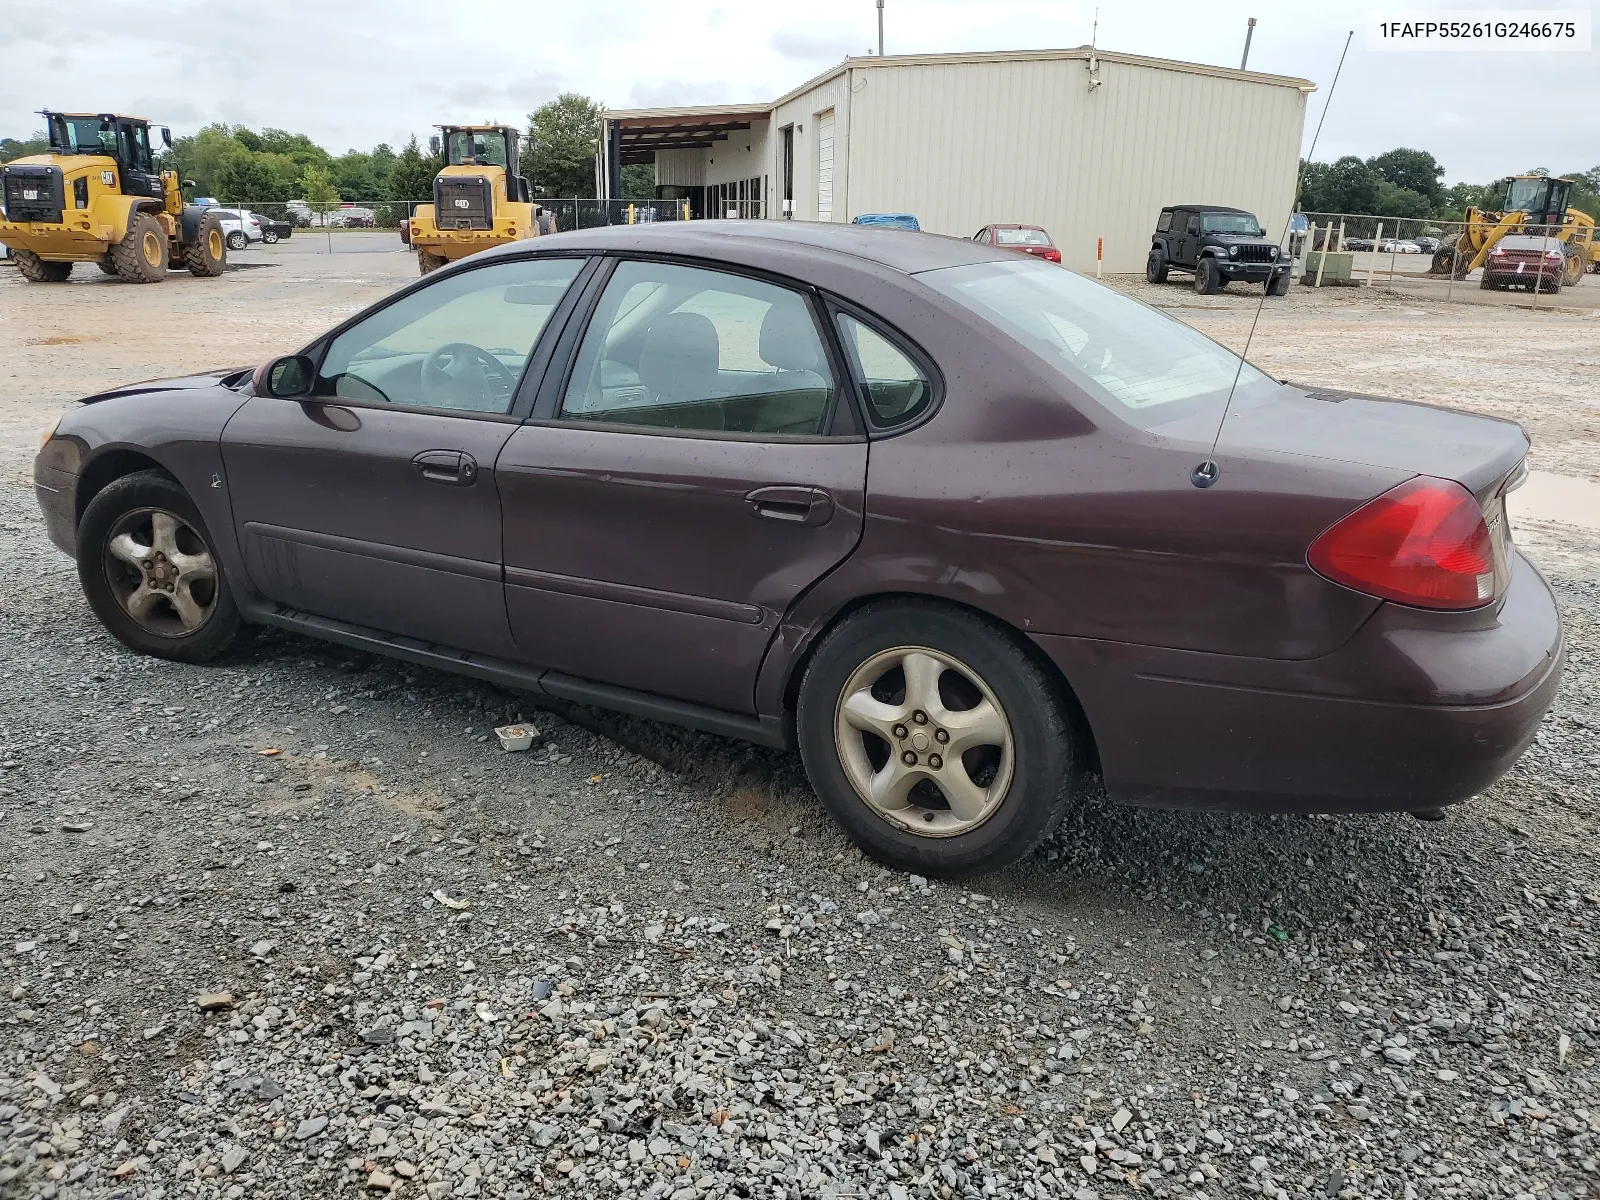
(1033, 549, 1564, 813)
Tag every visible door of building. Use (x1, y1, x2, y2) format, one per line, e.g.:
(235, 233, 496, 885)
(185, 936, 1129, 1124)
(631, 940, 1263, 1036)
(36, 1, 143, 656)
(816, 109, 835, 223)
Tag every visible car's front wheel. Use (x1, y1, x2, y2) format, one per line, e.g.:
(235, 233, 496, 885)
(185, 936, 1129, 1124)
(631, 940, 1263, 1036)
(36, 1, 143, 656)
(77, 471, 241, 664)
(796, 601, 1079, 877)
(1194, 257, 1221, 294)
(1146, 249, 1168, 284)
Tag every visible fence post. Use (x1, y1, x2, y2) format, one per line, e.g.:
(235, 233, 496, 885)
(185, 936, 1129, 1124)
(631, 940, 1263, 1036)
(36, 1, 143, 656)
(1532, 229, 1550, 309)
(1367, 221, 1382, 290)
(1314, 222, 1330, 288)
(1386, 224, 1399, 292)
(1445, 223, 1457, 302)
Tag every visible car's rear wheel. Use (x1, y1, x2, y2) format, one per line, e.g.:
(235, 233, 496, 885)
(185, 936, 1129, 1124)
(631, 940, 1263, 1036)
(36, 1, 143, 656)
(263, 230, 279, 244)
(226, 230, 248, 251)
(1145, 249, 1168, 284)
(796, 601, 1079, 877)
(1194, 257, 1220, 294)
(77, 471, 241, 664)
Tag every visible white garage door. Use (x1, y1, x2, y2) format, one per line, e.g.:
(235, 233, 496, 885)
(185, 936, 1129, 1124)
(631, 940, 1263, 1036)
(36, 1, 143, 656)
(816, 109, 835, 223)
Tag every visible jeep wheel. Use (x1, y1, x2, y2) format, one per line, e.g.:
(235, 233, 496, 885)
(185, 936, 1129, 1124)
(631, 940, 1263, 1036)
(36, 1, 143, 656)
(12, 250, 73, 282)
(109, 213, 168, 283)
(1268, 269, 1291, 297)
(1194, 257, 1221, 295)
(1145, 249, 1168, 284)
(795, 600, 1080, 877)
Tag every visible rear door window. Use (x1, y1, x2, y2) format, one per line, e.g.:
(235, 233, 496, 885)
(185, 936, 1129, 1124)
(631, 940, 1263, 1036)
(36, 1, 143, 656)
(560, 260, 838, 436)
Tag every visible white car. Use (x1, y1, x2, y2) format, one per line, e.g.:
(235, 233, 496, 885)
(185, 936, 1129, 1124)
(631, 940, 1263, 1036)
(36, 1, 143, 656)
(1379, 239, 1422, 254)
(208, 209, 265, 251)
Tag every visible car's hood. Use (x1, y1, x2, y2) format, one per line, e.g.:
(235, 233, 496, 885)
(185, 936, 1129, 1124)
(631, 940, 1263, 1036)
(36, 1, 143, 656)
(79, 368, 250, 405)
(1163, 381, 1528, 499)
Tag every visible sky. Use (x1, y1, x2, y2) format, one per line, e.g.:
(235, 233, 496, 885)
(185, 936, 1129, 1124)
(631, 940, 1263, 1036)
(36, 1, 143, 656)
(3, 0, 1596, 183)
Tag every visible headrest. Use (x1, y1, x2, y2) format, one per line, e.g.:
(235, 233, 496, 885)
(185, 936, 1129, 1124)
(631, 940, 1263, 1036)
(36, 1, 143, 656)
(758, 301, 823, 373)
(638, 311, 720, 402)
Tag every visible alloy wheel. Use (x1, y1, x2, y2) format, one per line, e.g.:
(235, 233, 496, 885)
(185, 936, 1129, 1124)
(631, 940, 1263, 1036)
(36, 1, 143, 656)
(101, 508, 219, 637)
(833, 646, 1014, 837)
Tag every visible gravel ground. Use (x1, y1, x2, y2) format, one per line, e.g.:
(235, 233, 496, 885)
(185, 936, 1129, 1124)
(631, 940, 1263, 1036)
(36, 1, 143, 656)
(2, 254, 1599, 1200)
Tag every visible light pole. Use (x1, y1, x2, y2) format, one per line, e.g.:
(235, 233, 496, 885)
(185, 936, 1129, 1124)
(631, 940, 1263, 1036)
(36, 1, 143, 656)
(877, 0, 884, 55)
(1240, 17, 1256, 69)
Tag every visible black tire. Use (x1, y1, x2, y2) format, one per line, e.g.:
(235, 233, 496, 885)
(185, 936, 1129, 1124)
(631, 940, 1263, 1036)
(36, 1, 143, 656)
(181, 213, 227, 277)
(1194, 257, 1220, 295)
(96, 256, 118, 276)
(110, 213, 168, 283)
(1145, 249, 1168, 284)
(795, 600, 1079, 877)
(1268, 269, 1290, 297)
(226, 230, 248, 251)
(1480, 275, 1494, 290)
(263, 230, 279, 244)
(76, 470, 241, 664)
(417, 251, 448, 275)
(13, 250, 73, 282)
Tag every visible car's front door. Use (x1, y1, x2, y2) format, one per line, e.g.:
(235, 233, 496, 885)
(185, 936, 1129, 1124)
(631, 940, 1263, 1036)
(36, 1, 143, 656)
(220, 254, 589, 656)
(498, 257, 868, 714)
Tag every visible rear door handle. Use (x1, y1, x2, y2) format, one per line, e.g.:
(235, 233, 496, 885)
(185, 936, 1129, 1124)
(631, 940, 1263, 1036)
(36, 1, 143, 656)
(745, 485, 835, 527)
(412, 450, 478, 486)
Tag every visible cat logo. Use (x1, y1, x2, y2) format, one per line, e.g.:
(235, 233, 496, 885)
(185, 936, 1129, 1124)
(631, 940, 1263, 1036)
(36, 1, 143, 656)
(454, 198, 470, 209)
(101, 170, 115, 187)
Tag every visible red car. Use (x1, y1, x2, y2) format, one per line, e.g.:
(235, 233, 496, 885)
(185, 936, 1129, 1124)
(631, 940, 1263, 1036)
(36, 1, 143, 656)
(1481, 235, 1568, 293)
(972, 224, 1061, 262)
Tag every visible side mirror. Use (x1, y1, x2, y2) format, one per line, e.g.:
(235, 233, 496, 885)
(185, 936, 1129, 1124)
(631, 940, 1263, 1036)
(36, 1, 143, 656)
(259, 354, 315, 399)
(160, 127, 172, 147)
(181, 178, 197, 189)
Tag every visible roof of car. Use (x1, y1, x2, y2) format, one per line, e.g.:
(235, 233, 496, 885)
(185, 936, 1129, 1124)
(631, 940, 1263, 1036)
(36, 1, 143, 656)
(501, 220, 1010, 274)
(1495, 234, 1561, 249)
(1167, 205, 1254, 214)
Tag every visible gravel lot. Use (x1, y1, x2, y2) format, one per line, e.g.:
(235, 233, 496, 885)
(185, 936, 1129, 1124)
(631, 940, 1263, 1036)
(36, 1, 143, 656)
(2, 246, 1598, 1200)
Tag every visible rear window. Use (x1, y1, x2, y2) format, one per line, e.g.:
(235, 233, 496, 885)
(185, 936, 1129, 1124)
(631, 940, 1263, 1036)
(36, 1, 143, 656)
(919, 258, 1275, 429)
(995, 228, 1051, 246)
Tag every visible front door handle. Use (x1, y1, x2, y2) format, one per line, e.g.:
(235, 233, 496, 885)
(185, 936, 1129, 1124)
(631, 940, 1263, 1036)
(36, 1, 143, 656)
(412, 450, 478, 486)
(745, 485, 835, 527)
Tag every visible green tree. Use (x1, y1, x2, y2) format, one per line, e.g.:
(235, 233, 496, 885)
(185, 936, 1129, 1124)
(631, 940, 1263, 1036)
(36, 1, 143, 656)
(1373, 179, 1431, 220)
(525, 93, 603, 198)
(301, 164, 341, 222)
(387, 135, 442, 202)
(1298, 156, 1380, 215)
(217, 149, 295, 204)
(0, 131, 48, 163)
(1367, 148, 1445, 203)
(620, 163, 656, 200)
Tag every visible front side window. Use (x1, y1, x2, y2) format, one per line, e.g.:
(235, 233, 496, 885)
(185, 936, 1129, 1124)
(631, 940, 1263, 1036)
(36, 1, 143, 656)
(1200, 212, 1263, 235)
(921, 257, 1275, 430)
(316, 256, 582, 414)
(836, 314, 931, 428)
(561, 260, 837, 436)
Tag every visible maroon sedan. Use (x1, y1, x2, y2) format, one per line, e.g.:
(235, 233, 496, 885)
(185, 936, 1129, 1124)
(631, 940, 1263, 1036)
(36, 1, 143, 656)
(34, 222, 1562, 877)
(973, 223, 1062, 262)
(1481, 234, 1569, 293)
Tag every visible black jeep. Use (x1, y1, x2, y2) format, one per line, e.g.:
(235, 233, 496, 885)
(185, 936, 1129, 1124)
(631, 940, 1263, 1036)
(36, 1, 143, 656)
(1147, 205, 1291, 296)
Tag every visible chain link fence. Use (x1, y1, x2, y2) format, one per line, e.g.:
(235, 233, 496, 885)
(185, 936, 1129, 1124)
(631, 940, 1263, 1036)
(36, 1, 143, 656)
(220, 197, 689, 236)
(1291, 211, 1600, 310)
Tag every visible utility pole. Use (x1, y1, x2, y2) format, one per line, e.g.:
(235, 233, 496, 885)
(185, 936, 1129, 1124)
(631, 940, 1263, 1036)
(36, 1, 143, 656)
(1240, 17, 1256, 69)
(877, 0, 884, 55)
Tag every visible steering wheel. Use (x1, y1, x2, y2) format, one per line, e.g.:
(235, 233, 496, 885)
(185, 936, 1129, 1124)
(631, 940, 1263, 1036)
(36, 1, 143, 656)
(420, 342, 517, 409)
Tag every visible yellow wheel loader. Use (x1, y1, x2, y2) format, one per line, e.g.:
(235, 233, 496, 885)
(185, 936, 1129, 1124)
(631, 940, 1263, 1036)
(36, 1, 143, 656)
(0, 112, 226, 284)
(1429, 174, 1595, 286)
(403, 125, 550, 275)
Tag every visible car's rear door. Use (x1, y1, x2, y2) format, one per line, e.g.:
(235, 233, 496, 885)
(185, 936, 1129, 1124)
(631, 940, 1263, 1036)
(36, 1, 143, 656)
(497, 257, 868, 714)
(220, 254, 591, 657)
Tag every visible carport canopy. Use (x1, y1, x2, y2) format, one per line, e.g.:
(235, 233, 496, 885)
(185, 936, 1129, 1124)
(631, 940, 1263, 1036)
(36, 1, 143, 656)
(607, 104, 772, 165)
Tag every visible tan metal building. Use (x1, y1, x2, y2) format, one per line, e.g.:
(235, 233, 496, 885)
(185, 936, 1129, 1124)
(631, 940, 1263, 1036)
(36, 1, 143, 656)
(603, 47, 1314, 273)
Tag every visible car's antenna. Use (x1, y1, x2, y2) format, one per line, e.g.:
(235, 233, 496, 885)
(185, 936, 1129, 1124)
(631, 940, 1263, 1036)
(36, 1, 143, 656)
(1190, 28, 1353, 490)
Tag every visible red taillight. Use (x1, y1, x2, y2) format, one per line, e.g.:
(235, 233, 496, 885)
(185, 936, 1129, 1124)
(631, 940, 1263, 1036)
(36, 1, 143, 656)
(1308, 476, 1496, 610)
(1044, 248, 1061, 262)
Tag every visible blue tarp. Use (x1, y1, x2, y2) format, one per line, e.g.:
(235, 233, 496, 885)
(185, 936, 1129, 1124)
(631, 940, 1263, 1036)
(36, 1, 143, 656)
(851, 213, 921, 231)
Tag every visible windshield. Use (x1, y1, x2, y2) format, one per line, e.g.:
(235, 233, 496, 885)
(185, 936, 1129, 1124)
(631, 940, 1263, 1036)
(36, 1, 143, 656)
(446, 130, 509, 168)
(920, 258, 1275, 430)
(48, 115, 116, 157)
(1200, 212, 1263, 235)
(995, 227, 1051, 246)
